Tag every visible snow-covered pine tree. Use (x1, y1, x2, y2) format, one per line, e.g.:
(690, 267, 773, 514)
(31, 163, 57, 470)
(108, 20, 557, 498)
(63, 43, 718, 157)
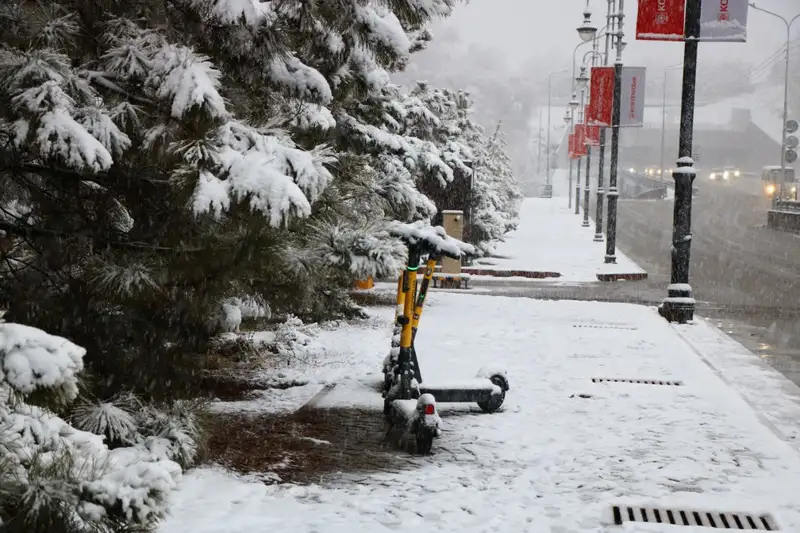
(210, 0, 469, 318)
(0, 0, 475, 394)
(0, 0, 335, 397)
(470, 122, 523, 254)
(397, 83, 519, 253)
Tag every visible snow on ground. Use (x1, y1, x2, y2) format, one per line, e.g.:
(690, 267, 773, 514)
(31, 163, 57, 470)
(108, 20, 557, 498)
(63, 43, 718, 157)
(161, 292, 800, 533)
(207, 312, 395, 414)
(473, 175, 645, 281)
(674, 318, 800, 449)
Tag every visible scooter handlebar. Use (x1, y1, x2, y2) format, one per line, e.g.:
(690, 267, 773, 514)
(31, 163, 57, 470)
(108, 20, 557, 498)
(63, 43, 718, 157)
(389, 221, 475, 260)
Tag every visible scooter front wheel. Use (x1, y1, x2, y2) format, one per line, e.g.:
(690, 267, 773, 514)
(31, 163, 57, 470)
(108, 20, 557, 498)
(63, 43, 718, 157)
(477, 375, 507, 413)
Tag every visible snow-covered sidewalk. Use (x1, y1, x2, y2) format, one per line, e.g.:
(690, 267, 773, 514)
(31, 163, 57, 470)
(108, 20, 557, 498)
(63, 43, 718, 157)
(470, 170, 646, 282)
(161, 293, 800, 533)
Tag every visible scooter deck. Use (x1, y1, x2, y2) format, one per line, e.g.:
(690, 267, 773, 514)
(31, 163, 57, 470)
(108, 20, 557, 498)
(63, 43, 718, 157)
(417, 379, 503, 404)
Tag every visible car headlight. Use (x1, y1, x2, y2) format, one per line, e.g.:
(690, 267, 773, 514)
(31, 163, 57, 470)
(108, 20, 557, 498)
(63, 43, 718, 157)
(723, 172, 729, 179)
(628, 168, 635, 173)
(735, 171, 741, 177)
(766, 184, 776, 195)
(793, 186, 797, 193)
(709, 173, 716, 179)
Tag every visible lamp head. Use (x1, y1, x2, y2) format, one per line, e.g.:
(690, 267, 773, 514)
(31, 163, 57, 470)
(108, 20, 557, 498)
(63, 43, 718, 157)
(577, 7, 598, 42)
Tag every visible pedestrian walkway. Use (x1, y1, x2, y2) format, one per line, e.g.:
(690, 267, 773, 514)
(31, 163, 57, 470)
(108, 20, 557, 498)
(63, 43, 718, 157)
(160, 292, 800, 533)
(470, 170, 646, 282)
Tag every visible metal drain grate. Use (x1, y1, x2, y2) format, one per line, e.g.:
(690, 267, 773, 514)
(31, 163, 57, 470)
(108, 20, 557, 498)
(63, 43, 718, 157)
(612, 505, 779, 530)
(572, 324, 637, 331)
(593, 378, 683, 386)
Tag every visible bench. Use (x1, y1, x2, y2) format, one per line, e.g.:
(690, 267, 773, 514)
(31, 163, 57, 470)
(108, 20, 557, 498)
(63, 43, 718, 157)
(432, 273, 470, 289)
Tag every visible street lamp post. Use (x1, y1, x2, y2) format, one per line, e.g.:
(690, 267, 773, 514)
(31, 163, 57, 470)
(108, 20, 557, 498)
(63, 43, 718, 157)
(605, 0, 625, 264)
(575, 92, 584, 215)
(594, 0, 615, 242)
(536, 107, 543, 180)
(579, 52, 603, 228)
(568, 5, 600, 210)
(583, 127, 592, 225)
(658, 0, 702, 324)
(749, 3, 800, 199)
(568, 94, 580, 208)
(573, 3, 599, 214)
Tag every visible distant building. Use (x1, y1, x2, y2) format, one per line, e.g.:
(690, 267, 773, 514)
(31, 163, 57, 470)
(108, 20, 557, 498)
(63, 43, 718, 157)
(554, 90, 785, 175)
(621, 102, 781, 174)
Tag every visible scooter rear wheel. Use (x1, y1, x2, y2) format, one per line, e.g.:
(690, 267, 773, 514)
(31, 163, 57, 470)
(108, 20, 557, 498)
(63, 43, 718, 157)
(416, 434, 434, 455)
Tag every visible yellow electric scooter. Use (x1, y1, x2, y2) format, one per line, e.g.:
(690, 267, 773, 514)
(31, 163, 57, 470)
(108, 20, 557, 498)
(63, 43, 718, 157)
(382, 223, 509, 454)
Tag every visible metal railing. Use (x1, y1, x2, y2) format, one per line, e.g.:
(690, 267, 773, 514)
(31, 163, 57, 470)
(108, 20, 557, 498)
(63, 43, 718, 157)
(774, 199, 800, 212)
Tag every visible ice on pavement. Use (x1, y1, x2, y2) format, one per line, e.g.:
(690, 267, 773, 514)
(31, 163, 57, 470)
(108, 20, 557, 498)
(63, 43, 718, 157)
(160, 293, 800, 533)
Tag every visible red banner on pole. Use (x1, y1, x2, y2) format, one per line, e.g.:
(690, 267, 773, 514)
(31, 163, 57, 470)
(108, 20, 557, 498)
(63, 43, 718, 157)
(588, 67, 614, 127)
(574, 125, 588, 157)
(583, 106, 600, 145)
(636, 0, 686, 41)
(587, 125, 601, 146)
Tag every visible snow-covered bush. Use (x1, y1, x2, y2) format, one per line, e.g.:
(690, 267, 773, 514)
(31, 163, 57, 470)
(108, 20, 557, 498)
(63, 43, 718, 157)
(267, 315, 320, 361)
(0, 318, 181, 533)
(70, 392, 204, 470)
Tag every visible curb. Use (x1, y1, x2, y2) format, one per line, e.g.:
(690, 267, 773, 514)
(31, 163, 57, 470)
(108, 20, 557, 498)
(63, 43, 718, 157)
(427, 266, 649, 282)
(462, 268, 562, 279)
(295, 383, 337, 413)
(670, 321, 800, 455)
(596, 272, 649, 282)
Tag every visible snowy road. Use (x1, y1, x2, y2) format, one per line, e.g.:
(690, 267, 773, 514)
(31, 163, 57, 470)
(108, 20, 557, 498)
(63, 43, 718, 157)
(601, 176, 800, 386)
(613, 177, 800, 311)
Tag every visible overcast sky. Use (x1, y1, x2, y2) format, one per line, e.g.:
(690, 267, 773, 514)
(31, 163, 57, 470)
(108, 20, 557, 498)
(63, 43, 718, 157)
(426, 0, 797, 80)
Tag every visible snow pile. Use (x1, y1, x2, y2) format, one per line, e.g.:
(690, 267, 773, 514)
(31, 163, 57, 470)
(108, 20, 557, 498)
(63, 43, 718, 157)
(0, 322, 85, 400)
(207, 311, 396, 415)
(270, 315, 316, 358)
(0, 320, 181, 531)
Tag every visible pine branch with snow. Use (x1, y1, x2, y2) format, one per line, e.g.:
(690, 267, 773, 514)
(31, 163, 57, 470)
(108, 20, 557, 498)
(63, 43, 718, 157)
(306, 217, 406, 281)
(0, 321, 181, 533)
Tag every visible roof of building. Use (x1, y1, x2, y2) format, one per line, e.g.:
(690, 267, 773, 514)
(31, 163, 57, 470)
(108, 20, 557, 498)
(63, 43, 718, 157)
(642, 85, 784, 144)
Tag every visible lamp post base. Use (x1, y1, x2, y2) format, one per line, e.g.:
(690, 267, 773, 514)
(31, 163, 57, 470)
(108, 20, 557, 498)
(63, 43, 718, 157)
(604, 254, 616, 264)
(658, 284, 695, 324)
(541, 184, 553, 198)
(593, 233, 604, 242)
